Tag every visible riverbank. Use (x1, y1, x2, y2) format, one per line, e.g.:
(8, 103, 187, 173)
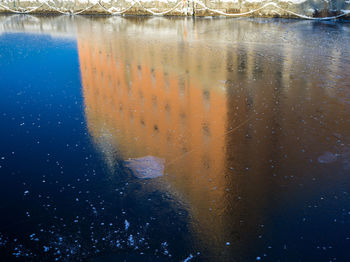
(0, 0, 349, 19)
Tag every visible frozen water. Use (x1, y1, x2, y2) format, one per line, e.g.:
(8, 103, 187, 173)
(124, 220, 130, 230)
(0, 14, 350, 262)
(183, 253, 194, 262)
(318, 152, 338, 164)
(125, 156, 165, 179)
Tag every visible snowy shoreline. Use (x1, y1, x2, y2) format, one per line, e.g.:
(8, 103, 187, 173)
(0, 0, 349, 19)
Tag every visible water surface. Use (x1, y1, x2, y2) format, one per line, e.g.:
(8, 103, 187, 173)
(0, 15, 350, 261)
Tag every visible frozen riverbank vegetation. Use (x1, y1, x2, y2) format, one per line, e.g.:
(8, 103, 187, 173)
(0, 0, 349, 19)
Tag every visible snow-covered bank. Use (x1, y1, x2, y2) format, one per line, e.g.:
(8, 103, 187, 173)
(0, 0, 349, 19)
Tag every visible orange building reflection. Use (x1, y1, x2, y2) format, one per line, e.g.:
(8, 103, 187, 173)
(76, 17, 350, 260)
(77, 19, 235, 255)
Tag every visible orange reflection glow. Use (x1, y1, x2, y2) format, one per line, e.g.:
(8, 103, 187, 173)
(76, 18, 350, 259)
(77, 21, 232, 252)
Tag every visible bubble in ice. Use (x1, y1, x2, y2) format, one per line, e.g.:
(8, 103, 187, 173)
(125, 156, 165, 179)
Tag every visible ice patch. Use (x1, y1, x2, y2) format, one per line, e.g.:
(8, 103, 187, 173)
(318, 152, 338, 164)
(339, 9, 350, 15)
(183, 253, 194, 262)
(124, 219, 130, 230)
(128, 234, 134, 246)
(125, 156, 165, 179)
(161, 241, 169, 255)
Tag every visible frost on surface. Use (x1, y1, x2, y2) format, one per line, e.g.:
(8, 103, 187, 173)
(318, 152, 338, 164)
(125, 156, 165, 179)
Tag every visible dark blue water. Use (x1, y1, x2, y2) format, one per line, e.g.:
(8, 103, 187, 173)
(0, 32, 193, 261)
(0, 15, 350, 261)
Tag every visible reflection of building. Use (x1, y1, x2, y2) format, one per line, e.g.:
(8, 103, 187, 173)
(77, 19, 232, 256)
(77, 17, 350, 260)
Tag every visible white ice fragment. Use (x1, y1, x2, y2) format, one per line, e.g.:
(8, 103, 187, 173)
(125, 219, 130, 230)
(125, 156, 165, 179)
(318, 152, 338, 164)
(183, 254, 194, 262)
(161, 241, 169, 255)
(24, 190, 29, 195)
(128, 235, 134, 246)
(116, 240, 121, 248)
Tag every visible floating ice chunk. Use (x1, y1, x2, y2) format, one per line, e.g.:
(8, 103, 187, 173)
(128, 235, 134, 246)
(125, 156, 165, 179)
(116, 240, 121, 248)
(183, 254, 194, 262)
(318, 152, 338, 164)
(161, 241, 169, 255)
(24, 191, 29, 195)
(125, 220, 130, 230)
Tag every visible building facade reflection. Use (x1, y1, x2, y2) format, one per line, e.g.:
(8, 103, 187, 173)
(77, 18, 233, 256)
(77, 17, 350, 260)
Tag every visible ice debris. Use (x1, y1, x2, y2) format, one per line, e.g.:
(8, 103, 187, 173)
(125, 156, 165, 179)
(183, 253, 194, 262)
(318, 152, 338, 164)
(125, 219, 130, 230)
